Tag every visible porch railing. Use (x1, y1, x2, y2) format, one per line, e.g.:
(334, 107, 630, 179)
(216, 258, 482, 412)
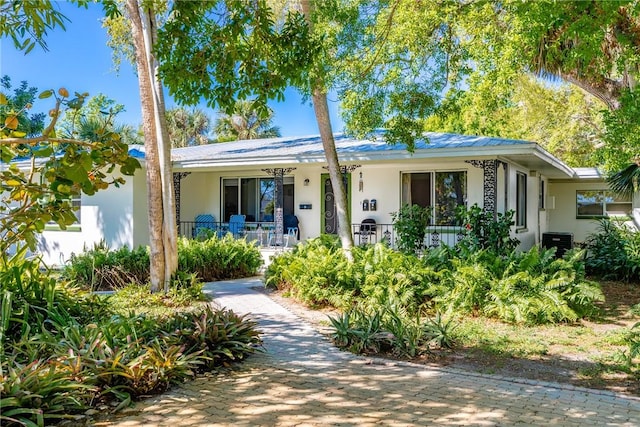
(179, 220, 464, 249)
(351, 223, 465, 249)
(179, 220, 277, 246)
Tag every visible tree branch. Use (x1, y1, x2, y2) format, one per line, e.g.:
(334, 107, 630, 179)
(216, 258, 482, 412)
(0, 136, 98, 148)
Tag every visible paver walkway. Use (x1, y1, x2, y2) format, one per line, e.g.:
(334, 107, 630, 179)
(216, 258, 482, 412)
(99, 277, 640, 427)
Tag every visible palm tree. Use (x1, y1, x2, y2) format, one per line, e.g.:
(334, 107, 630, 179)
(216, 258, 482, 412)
(608, 161, 640, 199)
(213, 99, 281, 142)
(166, 107, 211, 147)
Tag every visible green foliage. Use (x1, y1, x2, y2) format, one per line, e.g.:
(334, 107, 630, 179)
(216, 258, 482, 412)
(0, 85, 140, 253)
(1, 250, 261, 426)
(0, 76, 46, 137)
(0, 0, 90, 53)
(455, 204, 519, 257)
(607, 163, 640, 200)
(213, 99, 281, 142)
(265, 239, 439, 312)
(269, 237, 603, 327)
(166, 306, 262, 370)
(63, 235, 262, 290)
(435, 247, 604, 325)
(391, 204, 431, 255)
(56, 93, 142, 146)
(177, 234, 262, 282)
(623, 322, 640, 369)
(426, 75, 604, 167)
(166, 107, 211, 147)
(155, 0, 317, 115)
(597, 89, 640, 172)
(265, 236, 357, 308)
(329, 304, 456, 358)
(62, 241, 150, 291)
(584, 218, 640, 282)
(334, 1, 456, 150)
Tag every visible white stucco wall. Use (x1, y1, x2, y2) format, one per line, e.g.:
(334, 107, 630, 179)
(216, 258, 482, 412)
(174, 159, 505, 244)
(37, 173, 136, 266)
(547, 180, 638, 243)
(132, 170, 149, 248)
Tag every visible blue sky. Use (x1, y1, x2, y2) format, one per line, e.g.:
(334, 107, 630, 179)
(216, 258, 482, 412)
(1, 1, 343, 137)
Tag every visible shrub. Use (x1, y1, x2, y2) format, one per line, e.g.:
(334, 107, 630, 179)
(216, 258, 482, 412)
(1, 250, 262, 426)
(391, 204, 431, 255)
(584, 218, 640, 281)
(265, 239, 440, 311)
(62, 241, 150, 291)
(455, 204, 519, 257)
(435, 247, 604, 324)
(63, 235, 263, 290)
(265, 236, 357, 308)
(329, 303, 456, 357)
(177, 234, 262, 282)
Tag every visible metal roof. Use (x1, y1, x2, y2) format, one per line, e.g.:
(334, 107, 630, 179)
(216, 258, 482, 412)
(172, 132, 534, 162)
(572, 167, 604, 179)
(170, 131, 577, 179)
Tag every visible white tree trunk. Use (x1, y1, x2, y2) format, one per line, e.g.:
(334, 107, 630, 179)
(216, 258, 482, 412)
(140, 8, 178, 292)
(125, 0, 177, 291)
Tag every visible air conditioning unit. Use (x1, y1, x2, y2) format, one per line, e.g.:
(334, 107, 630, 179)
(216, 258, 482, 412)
(542, 232, 574, 258)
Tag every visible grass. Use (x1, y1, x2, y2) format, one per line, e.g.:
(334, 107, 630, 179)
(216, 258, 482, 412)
(418, 280, 640, 395)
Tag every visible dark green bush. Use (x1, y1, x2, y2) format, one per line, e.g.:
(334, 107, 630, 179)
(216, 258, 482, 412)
(435, 247, 604, 324)
(455, 204, 519, 257)
(62, 241, 150, 291)
(177, 234, 262, 282)
(267, 237, 603, 325)
(584, 218, 640, 282)
(265, 238, 440, 311)
(391, 204, 431, 255)
(1, 250, 261, 427)
(63, 235, 263, 290)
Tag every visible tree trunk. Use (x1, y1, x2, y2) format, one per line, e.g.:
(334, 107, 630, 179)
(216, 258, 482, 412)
(300, 0, 354, 258)
(140, 8, 178, 292)
(125, 0, 176, 291)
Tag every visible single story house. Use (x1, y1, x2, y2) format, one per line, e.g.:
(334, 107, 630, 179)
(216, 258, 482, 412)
(33, 132, 639, 265)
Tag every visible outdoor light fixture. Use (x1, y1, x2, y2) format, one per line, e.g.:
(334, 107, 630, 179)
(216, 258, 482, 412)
(359, 171, 363, 192)
(304, 178, 310, 186)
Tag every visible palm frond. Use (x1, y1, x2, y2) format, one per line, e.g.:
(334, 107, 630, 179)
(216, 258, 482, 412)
(607, 163, 640, 199)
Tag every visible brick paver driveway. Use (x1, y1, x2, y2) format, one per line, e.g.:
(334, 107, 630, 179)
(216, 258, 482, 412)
(98, 277, 640, 427)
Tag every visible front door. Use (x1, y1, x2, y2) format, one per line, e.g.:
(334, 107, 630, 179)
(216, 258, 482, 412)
(321, 173, 351, 234)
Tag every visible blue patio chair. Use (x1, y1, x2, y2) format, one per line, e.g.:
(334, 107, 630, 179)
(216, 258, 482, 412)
(229, 214, 246, 237)
(193, 214, 217, 238)
(219, 214, 246, 238)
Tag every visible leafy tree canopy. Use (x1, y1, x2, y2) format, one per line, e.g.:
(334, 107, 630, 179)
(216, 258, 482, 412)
(154, 0, 318, 117)
(56, 93, 142, 146)
(0, 75, 46, 137)
(331, 0, 639, 170)
(425, 75, 605, 167)
(0, 85, 140, 252)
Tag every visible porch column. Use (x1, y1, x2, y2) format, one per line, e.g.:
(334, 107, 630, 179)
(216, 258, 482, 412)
(465, 160, 500, 218)
(172, 172, 191, 231)
(262, 167, 296, 246)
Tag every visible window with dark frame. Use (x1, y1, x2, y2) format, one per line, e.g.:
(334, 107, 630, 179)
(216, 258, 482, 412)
(401, 171, 467, 225)
(576, 190, 632, 218)
(222, 176, 294, 222)
(516, 172, 527, 228)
